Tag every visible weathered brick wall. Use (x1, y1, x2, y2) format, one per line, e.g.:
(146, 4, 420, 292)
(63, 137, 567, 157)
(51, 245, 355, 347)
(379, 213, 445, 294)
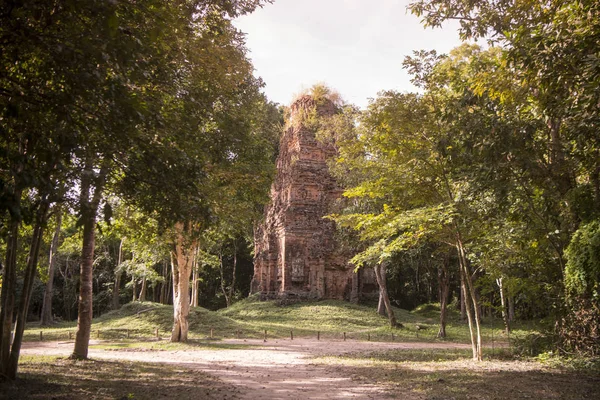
(251, 95, 375, 301)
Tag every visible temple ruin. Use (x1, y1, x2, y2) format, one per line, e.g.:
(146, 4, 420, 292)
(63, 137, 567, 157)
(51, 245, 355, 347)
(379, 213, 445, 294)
(251, 94, 375, 301)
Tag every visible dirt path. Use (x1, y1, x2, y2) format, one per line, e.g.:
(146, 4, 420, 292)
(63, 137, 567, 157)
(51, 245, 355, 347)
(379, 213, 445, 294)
(21, 339, 471, 399)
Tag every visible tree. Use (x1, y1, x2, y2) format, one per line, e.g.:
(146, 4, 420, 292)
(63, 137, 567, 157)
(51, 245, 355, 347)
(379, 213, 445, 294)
(409, 1, 600, 349)
(562, 220, 600, 355)
(40, 208, 63, 325)
(1, 0, 274, 372)
(330, 57, 492, 357)
(112, 16, 280, 341)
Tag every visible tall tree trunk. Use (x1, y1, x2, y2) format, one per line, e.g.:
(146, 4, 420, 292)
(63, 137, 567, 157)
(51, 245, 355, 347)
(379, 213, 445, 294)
(7, 200, 50, 378)
(460, 273, 466, 321)
(227, 241, 237, 306)
(153, 282, 159, 302)
(190, 262, 198, 308)
(508, 295, 515, 322)
(160, 261, 169, 304)
(0, 218, 20, 377)
(139, 277, 147, 302)
(377, 291, 386, 316)
(72, 160, 108, 360)
(374, 263, 397, 327)
(132, 277, 137, 302)
(456, 235, 482, 361)
(497, 277, 510, 334)
(171, 222, 196, 342)
(190, 246, 199, 307)
(437, 252, 450, 338)
(548, 118, 563, 166)
(0, 140, 25, 378)
(112, 238, 125, 310)
(41, 210, 62, 326)
(219, 248, 231, 308)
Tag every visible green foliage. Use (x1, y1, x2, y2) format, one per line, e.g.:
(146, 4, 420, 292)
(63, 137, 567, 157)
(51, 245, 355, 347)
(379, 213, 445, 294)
(565, 220, 600, 299)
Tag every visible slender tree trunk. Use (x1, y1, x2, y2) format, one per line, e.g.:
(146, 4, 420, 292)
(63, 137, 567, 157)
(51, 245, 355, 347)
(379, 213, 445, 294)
(72, 201, 98, 359)
(497, 277, 510, 334)
(456, 235, 482, 361)
(7, 201, 50, 378)
(112, 238, 125, 310)
(219, 248, 231, 308)
(228, 241, 237, 306)
(0, 218, 20, 377)
(160, 261, 168, 304)
(0, 141, 25, 377)
(168, 272, 173, 305)
(153, 282, 159, 302)
(72, 160, 108, 360)
(508, 295, 515, 322)
(190, 262, 198, 308)
(139, 277, 147, 302)
(132, 277, 137, 302)
(190, 246, 199, 307)
(548, 118, 562, 165)
(437, 252, 450, 338)
(374, 263, 397, 327)
(171, 222, 196, 342)
(377, 291, 386, 316)
(41, 211, 62, 326)
(460, 273, 466, 321)
(59, 257, 70, 321)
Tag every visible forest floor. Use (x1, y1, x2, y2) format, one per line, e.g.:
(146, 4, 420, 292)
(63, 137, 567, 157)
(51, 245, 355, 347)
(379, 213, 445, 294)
(3, 338, 599, 399)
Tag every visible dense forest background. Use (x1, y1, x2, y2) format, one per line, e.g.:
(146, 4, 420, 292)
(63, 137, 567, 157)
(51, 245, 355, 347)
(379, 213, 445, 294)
(1, 0, 599, 378)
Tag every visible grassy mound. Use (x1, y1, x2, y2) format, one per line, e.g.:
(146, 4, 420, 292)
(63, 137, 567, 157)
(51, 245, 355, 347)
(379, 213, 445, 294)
(25, 298, 522, 343)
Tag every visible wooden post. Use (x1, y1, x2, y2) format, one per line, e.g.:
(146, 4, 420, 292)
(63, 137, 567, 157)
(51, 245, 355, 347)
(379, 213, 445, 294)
(368, 333, 371, 341)
(127, 329, 130, 339)
(290, 330, 294, 340)
(391, 333, 394, 341)
(40, 331, 43, 341)
(97, 330, 100, 339)
(156, 327, 159, 340)
(317, 331, 320, 341)
(210, 328, 213, 339)
(69, 331, 72, 340)
(236, 330, 241, 339)
(264, 330, 267, 342)
(343, 332, 346, 341)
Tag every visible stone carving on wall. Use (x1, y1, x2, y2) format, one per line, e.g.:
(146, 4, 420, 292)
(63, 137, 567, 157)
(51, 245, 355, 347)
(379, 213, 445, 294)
(251, 95, 375, 301)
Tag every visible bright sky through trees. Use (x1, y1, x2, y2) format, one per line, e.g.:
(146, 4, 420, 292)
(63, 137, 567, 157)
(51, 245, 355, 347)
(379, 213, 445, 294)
(234, 0, 463, 108)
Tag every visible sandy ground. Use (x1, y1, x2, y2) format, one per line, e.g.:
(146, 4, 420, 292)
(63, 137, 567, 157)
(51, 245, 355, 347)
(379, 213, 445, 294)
(21, 339, 471, 399)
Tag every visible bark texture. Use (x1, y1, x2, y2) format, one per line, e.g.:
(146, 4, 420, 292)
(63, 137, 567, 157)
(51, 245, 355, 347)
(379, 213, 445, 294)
(0, 219, 20, 377)
(374, 263, 397, 328)
(41, 210, 62, 325)
(112, 238, 125, 310)
(437, 253, 450, 338)
(171, 222, 196, 342)
(72, 161, 108, 359)
(456, 235, 482, 361)
(7, 201, 50, 378)
(497, 277, 511, 334)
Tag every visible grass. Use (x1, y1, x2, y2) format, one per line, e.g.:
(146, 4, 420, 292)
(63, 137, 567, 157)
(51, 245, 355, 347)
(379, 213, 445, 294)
(2, 355, 239, 400)
(15, 300, 599, 399)
(25, 298, 537, 345)
(313, 348, 600, 399)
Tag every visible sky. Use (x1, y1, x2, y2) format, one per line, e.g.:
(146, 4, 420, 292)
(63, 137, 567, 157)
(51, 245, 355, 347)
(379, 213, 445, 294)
(233, 0, 464, 109)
